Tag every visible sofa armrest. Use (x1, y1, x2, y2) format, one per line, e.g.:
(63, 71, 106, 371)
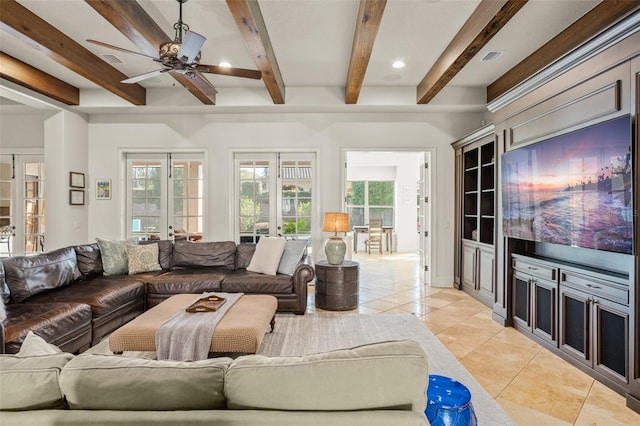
(291, 255, 315, 315)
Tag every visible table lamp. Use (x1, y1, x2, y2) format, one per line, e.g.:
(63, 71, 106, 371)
(322, 212, 350, 265)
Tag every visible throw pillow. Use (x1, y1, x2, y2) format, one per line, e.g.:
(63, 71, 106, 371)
(16, 331, 62, 357)
(127, 244, 162, 275)
(0, 260, 10, 305)
(95, 238, 128, 275)
(73, 243, 104, 278)
(277, 240, 308, 275)
(0, 296, 6, 323)
(246, 237, 287, 275)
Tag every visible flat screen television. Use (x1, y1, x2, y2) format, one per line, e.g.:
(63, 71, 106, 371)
(502, 115, 633, 255)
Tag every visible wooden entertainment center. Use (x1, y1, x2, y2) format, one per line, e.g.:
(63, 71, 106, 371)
(452, 13, 640, 411)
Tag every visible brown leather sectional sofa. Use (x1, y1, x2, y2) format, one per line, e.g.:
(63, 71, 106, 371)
(0, 240, 314, 354)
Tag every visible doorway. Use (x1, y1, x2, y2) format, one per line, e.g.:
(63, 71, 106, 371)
(125, 152, 205, 241)
(0, 154, 46, 257)
(233, 152, 316, 247)
(344, 150, 432, 284)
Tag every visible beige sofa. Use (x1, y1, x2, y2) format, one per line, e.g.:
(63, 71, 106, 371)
(0, 340, 429, 425)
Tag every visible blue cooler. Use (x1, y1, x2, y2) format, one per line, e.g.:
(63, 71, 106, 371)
(425, 374, 478, 426)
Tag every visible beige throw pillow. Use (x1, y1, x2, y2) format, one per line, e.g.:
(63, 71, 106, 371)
(127, 244, 162, 275)
(246, 237, 287, 275)
(17, 331, 62, 357)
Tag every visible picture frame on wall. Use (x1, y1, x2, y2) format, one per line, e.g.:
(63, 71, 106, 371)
(69, 172, 85, 188)
(96, 179, 111, 200)
(69, 190, 85, 206)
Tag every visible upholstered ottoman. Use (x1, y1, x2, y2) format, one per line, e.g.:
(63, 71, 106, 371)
(109, 294, 278, 355)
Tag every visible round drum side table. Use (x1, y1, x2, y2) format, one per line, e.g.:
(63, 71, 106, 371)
(314, 260, 359, 311)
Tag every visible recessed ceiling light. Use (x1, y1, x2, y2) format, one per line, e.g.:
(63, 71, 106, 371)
(219, 61, 232, 68)
(392, 60, 405, 69)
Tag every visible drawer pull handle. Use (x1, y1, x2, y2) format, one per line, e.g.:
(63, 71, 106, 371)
(586, 284, 602, 289)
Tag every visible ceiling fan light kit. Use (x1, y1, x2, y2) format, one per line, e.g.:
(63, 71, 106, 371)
(88, 0, 261, 86)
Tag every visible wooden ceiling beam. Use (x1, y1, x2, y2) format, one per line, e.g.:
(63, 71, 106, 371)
(226, 0, 284, 104)
(345, 0, 387, 104)
(487, 0, 640, 103)
(85, 0, 216, 105)
(417, 0, 527, 104)
(0, 51, 80, 105)
(0, 0, 145, 105)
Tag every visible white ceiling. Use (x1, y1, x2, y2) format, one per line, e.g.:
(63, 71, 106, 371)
(0, 0, 601, 114)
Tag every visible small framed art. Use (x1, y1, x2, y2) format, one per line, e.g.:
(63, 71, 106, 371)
(69, 190, 85, 205)
(70, 172, 85, 188)
(96, 179, 111, 200)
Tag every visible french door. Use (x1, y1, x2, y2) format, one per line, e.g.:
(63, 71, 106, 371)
(418, 153, 431, 283)
(0, 154, 45, 256)
(234, 152, 314, 246)
(126, 153, 205, 241)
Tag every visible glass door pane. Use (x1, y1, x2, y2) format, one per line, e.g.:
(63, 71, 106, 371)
(280, 160, 312, 240)
(238, 159, 273, 243)
(171, 156, 204, 241)
(0, 156, 14, 257)
(129, 158, 165, 241)
(23, 161, 45, 254)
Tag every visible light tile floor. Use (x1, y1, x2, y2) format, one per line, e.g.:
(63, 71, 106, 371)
(308, 252, 640, 425)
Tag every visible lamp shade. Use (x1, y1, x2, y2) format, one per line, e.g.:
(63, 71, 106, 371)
(322, 212, 350, 234)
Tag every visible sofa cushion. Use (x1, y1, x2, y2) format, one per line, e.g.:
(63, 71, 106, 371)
(3, 247, 81, 303)
(235, 243, 256, 270)
(225, 340, 429, 413)
(59, 354, 231, 410)
(247, 237, 287, 275)
(16, 331, 62, 357)
(73, 243, 103, 278)
(0, 352, 74, 410)
(0, 260, 10, 305)
(221, 270, 293, 294)
(2, 302, 92, 353)
(146, 268, 232, 295)
(127, 244, 162, 275)
(139, 239, 173, 270)
(277, 240, 308, 275)
(95, 238, 129, 275)
(26, 276, 145, 317)
(172, 240, 236, 270)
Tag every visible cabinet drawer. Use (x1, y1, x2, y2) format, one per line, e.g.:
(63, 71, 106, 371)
(560, 270, 628, 305)
(512, 257, 557, 282)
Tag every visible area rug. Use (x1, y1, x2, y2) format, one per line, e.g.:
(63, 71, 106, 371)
(260, 313, 514, 425)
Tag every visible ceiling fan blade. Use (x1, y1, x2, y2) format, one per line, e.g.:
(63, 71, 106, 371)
(87, 39, 157, 60)
(122, 69, 170, 84)
(196, 64, 262, 80)
(177, 31, 206, 64)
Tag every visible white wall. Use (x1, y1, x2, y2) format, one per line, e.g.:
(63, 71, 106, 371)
(0, 112, 45, 149)
(86, 111, 483, 287)
(44, 111, 89, 248)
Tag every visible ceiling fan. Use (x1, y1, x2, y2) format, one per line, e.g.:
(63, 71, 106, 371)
(87, 0, 262, 84)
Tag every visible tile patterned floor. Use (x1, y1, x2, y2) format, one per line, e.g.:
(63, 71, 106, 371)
(307, 252, 640, 425)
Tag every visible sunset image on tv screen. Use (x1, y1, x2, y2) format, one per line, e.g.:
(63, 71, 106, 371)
(502, 115, 633, 254)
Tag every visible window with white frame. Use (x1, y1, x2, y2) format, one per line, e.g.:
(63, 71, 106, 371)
(346, 180, 394, 227)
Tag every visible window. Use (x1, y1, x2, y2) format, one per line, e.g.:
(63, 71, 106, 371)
(346, 180, 394, 227)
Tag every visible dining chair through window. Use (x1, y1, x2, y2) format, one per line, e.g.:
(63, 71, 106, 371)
(364, 219, 383, 255)
(0, 225, 13, 257)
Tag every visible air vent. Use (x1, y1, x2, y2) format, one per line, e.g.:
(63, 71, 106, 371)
(480, 51, 503, 62)
(100, 53, 124, 64)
